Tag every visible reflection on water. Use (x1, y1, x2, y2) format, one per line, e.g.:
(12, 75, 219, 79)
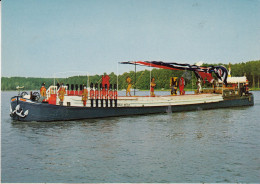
(11, 117, 119, 131)
(1, 91, 260, 182)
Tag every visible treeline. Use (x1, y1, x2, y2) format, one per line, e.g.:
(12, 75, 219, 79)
(1, 60, 260, 91)
(202, 60, 260, 88)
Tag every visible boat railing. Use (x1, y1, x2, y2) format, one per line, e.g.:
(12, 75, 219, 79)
(222, 88, 239, 97)
(46, 85, 58, 99)
(195, 86, 240, 96)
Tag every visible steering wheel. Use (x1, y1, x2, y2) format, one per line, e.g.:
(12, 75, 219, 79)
(32, 92, 40, 101)
(20, 91, 28, 97)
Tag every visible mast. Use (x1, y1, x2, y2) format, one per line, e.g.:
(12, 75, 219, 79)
(54, 74, 55, 86)
(150, 62, 151, 97)
(228, 63, 231, 77)
(192, 72, 193, 91)
(134, 63, 136, 96)
(117, 62, 119, 92)
(87, 73, 89, 88)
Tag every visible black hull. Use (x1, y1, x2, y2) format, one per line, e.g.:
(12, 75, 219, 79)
(10, 94, 254, 122)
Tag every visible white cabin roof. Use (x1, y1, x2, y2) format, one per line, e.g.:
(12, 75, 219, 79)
(218, 76, 247, 83)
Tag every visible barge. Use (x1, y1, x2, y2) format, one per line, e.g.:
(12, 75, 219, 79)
(10, 61, 254, 122)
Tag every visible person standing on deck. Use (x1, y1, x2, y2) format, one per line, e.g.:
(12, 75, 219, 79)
(40, 83, 46, 97)
(126, 76, 132, 96)
(212, 79, 217, 93)
(58, 83, 66, 105)
(196, 78, 202, 94)
(82, 85, 88, 106)
(170, 77, 178, 95)
(150, 77, 156, 97)
(179, 77, 185, 95)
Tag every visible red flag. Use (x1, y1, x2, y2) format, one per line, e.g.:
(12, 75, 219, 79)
(198, 72, 214, 83)
(102, 75, 110, 88)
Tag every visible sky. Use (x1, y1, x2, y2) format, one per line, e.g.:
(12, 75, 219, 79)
(2, 0, 260, 77)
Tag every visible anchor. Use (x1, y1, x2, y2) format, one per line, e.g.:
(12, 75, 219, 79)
(10, 104, 29, 118)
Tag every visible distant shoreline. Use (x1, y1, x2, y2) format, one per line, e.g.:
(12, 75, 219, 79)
(2, 88, 260, 92)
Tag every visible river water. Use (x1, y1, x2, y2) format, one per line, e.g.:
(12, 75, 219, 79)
(1, 91, 260, 182)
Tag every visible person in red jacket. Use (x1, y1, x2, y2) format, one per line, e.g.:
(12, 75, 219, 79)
(179, 77, 185, 95)
(150, 77, 156, 97)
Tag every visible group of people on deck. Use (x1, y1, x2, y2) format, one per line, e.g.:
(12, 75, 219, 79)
(39, 74, 188, 106)
(39, 76, 117, 107)
(126, 76, 157, 97)
(125, 76, 185, 97)
(40, 82, 88, 106)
